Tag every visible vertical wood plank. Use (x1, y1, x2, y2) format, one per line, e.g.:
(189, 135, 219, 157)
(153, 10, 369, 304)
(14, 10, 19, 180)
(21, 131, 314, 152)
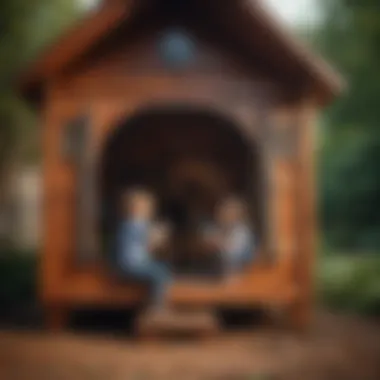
(260, 105, 297, 273)
(291, 100, 318, 328)
(74, 115, 100, 263)
(256, 100, 276, 261)
(272, 158, 296, 276)
(41, 93, 76, 302)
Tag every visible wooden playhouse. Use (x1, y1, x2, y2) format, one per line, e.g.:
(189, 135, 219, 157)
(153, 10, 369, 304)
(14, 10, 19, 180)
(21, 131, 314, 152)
(19, 0, 343, 330)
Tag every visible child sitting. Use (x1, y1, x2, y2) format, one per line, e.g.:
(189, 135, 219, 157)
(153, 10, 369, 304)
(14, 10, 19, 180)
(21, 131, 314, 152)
(116, 188, 171, 313)
(202, 196, 256, 280)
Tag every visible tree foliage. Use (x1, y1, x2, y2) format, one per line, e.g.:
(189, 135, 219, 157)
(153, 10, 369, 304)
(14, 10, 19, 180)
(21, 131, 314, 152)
(0, 0, 81, 169)
(317, 0, 380, 250)
(0, 0, 81, 247)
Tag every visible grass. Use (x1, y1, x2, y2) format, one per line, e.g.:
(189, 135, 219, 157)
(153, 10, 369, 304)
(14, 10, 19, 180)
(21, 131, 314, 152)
(317, 253, 380, 315)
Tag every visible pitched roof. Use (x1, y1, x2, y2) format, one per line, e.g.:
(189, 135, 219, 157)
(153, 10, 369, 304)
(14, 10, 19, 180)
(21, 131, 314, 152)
(19, 0, 345, 106)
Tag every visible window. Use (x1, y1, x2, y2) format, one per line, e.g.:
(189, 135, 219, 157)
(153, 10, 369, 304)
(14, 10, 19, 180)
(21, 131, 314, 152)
(158, 29, 196, 69)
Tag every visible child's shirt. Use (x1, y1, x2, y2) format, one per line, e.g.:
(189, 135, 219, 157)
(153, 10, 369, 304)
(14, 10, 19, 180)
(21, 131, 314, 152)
(117, 219, 151, 269)
(203, 222, 255, 267)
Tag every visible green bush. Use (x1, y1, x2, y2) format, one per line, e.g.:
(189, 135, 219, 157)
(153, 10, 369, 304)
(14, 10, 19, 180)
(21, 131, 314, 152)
(0, 250, 38, 309)
(318, 254, 380, 315)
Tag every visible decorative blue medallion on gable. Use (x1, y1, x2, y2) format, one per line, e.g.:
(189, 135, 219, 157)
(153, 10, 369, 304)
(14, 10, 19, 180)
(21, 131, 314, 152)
(158, 29, 196, 69)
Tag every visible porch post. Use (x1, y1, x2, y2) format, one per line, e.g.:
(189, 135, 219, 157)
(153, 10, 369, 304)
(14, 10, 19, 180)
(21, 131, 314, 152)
(64, 114, 99, 263)
(258, 102, 299, 281)
(256, 101, 277, 262)
(290, 100, 318, 329)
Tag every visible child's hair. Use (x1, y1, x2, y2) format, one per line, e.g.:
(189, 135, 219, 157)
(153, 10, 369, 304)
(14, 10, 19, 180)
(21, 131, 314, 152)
(217, 195, 249, 221)
(122, 186, 155, 209)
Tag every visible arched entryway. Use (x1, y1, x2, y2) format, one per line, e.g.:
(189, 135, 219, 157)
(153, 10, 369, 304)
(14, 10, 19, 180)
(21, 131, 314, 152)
(99, 106, 264, 276)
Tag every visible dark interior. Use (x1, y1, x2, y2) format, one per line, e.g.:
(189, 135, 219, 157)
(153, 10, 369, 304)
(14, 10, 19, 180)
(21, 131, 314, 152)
(100, 107, 263, 277)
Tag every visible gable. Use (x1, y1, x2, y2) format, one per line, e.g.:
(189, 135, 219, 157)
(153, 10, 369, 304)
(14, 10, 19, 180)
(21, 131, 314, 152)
(18, 0, 344, 106)
(60, 25, 275, 90)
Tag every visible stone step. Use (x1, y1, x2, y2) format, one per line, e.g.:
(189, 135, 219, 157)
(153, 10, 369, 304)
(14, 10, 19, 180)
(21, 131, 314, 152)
(136, 309, 220, 339)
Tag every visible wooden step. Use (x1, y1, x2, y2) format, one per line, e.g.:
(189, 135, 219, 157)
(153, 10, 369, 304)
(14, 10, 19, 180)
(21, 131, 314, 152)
(136, 309, 220, 339)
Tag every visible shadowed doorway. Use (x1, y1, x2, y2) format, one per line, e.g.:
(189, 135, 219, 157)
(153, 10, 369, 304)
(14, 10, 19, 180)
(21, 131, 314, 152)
(100, 107, 264, 277)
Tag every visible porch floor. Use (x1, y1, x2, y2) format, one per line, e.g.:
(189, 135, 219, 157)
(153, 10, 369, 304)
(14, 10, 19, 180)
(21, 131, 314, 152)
(48, 263, 299, 308)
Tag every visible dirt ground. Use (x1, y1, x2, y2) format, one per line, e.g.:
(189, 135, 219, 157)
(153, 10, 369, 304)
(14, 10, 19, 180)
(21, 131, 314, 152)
(0, 312, 380, 380)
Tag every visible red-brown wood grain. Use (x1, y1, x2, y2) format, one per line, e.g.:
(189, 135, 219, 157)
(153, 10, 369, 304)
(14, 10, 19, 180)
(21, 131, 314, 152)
(29, 1, 332, 331)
